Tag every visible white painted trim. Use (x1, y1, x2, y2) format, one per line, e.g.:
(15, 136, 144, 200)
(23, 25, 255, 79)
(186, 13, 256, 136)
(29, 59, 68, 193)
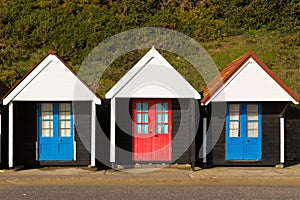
(203, 118, 207, 163)
(90, 102, 96, 167)
(35, 141, 38, 161)
(280, 118, 285, 163)
(110, 98, 116, 163)
(74, 141, 77, 161)
(8, 102, 13, 168)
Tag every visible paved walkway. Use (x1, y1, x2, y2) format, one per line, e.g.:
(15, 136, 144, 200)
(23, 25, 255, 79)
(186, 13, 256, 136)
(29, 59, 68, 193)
(1, 163, 300, 179)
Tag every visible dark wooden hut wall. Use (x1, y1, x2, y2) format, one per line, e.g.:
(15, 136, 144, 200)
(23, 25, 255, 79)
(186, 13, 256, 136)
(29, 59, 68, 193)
(0, 106, 8, 168)
(112, 98, 198, 165)
(206, 102, 288, 166)
(95, 100, 110, 168)
(13, 101, 91, 166)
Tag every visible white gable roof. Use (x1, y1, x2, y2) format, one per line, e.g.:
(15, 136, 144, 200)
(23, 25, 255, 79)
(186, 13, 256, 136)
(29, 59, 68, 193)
(105, 47, 200, 99)
(209, 57, 299, 104)
(3, 51, 101, 105)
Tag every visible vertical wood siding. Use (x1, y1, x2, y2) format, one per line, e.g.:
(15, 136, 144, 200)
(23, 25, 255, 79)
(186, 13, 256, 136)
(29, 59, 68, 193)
(207, 102, 287, 166)
(13, 101, 91, 166)
(111, 98, 196, 165)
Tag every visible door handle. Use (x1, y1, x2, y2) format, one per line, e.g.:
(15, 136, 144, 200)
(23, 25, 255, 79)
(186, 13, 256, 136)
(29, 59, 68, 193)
(58, 139, 62, 142)
(246, 140, 250, 142)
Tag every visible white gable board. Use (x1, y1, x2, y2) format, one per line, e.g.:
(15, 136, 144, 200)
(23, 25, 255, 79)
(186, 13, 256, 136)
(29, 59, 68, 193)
(3, 54, 100, 105)
(105, 47, 200, 99)
(211, 58, 297, 103)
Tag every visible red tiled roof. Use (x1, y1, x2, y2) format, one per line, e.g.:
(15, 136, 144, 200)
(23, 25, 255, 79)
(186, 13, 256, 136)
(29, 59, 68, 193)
(2, 50, 101, 101)
(201, 52, 300, 105)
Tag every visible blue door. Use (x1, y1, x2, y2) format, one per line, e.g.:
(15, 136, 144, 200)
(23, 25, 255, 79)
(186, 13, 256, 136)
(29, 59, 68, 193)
(226, 103, 262, 161)
(38, 103, 74, 161)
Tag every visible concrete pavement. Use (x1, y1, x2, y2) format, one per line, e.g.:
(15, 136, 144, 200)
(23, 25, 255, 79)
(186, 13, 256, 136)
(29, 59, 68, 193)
(1, 163, 300, 179)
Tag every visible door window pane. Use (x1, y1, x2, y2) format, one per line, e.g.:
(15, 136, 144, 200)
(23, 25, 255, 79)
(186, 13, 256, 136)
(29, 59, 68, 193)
(59, 103, 72, 137)
(247, 104, 258, 120)
(41, 103, 53, 137)
(229, 121, 240, 137)
(155, 102, 169, 134)
(135, 102, 149, 134)
(142, 102, 148, 112)
(229, 104, 240, 120)
(228, 104, 240, 137)
(246, 104, 259, 138)
(247, 122, 258, 137)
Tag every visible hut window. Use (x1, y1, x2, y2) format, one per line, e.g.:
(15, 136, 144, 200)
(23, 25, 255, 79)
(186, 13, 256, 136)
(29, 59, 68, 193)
(39, 102, 73, 137)
(227, 103, 261, 138)
(59, 103, 72, 137)
(40, 103, 53, 137)
(135, 102, 149, 134)
(246, 104, 259, 138)
(228, 104, 240, 137)
(156, 102, 169, 134)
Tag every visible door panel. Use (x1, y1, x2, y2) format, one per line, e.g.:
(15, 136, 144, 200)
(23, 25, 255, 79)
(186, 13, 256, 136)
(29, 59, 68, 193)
(226, 103, 261, 161)
(38, 103, 74, 161)
(133, 99, 172, 161)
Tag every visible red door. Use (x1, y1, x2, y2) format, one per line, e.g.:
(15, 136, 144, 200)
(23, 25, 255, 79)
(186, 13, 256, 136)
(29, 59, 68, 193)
(133, 99, 172, 161)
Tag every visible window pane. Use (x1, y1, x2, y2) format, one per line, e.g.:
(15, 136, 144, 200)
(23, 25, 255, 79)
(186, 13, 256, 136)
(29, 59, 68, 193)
(136, 124, 141, 134)
(229, 104, 240, 120)
(229, 121, 239, 130)
(162, 103, 168, 112)
(156, 102, 168, 112)
(60, 121, 71, 129)
(142, 102, 148, 112)
(247, 104, 258, 113)
(247, 104, 258, 120)
(229, 104, 240, 113)
(42, 111, 53, 120)
(42, 121, 52, 129)
(42, 129, 53, 137)
(142, 113, 148, 123)
(142, 124, 148, 134)
(229, 121, 239, 137)
(41, 103, 52, 111)
(60, 129, 71, 137)
(229, 129, 239, 137)
(162, 124, 168, 134)
(156, 124, 161, 134)
(247, 129, 258, 138)
(136, 102, 141, 112)
(247, 122, 258, 137)
(156, 102, 161, 112)
(156, 114, 161, 123)
(136, 114, 141, 123)
(59, 103, 71, 112)
(162, 114, 168, 122)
